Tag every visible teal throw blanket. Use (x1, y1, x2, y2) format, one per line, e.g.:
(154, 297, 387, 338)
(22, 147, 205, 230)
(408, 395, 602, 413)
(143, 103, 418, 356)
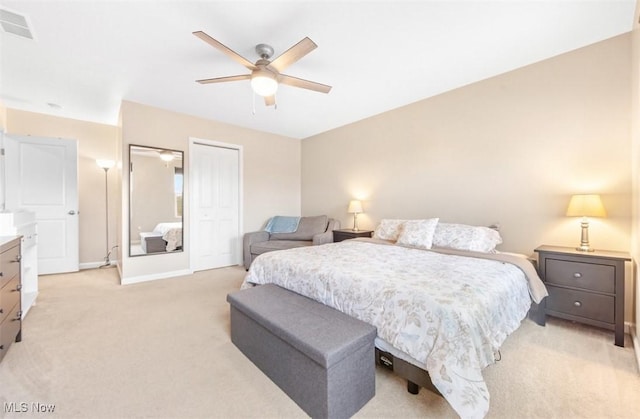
(264, 216, 301, 233)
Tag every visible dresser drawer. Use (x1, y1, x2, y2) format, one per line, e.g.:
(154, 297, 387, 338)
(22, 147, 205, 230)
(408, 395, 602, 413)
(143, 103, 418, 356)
(0, 244, 20, 289)
(0, 275, 21, 325)
(0, 301, 21, 362)
(546, 285, 614, 324)
(545, 258, 614, 294)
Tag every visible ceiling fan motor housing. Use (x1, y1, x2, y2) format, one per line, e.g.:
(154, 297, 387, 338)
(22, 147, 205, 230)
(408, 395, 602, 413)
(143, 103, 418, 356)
(255, 43, 274, 60)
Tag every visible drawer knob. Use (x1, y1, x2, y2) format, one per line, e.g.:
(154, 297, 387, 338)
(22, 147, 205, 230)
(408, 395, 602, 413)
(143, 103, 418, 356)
(574, 301, 582, 307)
(573, 272, 582, 279)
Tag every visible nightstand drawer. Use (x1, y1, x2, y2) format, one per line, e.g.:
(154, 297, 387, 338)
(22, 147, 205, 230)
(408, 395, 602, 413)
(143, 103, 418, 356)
(546, 285, 614, 324)
(545, 258, 614, 294)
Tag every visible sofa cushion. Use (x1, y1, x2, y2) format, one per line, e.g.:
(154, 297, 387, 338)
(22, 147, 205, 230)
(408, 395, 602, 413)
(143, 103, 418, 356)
(270, 215, 328, 241)
(251, 240, 314, 255)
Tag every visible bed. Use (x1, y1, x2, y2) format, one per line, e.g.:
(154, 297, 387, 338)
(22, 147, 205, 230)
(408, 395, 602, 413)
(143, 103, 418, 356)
(139, 222, 183, 253)
(241, 221, 547, 419)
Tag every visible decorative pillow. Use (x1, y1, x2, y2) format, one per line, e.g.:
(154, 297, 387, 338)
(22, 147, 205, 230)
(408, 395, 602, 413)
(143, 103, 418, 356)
(432, 222, 503, 253)
(396, 218, 440, 250)
(373, 219, 407, 241)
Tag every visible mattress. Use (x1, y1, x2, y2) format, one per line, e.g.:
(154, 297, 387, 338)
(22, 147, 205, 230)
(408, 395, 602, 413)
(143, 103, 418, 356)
(242, 238, 547, 418)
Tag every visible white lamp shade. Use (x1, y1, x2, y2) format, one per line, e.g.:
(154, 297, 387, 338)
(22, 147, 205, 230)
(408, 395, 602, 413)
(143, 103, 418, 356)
(566, 194, 607, 217)
(96, 159, 115, 169)
(347, 200, 363, 214)
(251, 68, 278, 97)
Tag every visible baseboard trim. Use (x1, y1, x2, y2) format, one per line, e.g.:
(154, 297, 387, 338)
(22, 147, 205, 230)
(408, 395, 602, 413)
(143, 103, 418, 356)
(120, 269, 193, 285)
(631, 325, 640, 375)
(79, 260, 117, 270)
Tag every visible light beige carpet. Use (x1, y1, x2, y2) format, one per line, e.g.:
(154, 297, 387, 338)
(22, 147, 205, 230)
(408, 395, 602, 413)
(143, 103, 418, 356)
(0, 266, 638, 418)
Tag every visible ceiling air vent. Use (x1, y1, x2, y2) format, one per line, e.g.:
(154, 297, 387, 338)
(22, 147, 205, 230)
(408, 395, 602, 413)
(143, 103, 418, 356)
(0, 8, 34, 40)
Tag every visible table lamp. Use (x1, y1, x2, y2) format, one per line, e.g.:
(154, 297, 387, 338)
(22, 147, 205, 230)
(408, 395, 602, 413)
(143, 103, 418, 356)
(347, 200, 363, 231)
(566, 194, 606, 252)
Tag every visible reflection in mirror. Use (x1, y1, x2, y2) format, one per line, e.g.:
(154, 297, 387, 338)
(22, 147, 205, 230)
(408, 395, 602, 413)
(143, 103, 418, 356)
(129, 145, 183, 257)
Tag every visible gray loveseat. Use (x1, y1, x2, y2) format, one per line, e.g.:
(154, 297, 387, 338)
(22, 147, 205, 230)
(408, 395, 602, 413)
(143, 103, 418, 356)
(243, 215, 340, 270)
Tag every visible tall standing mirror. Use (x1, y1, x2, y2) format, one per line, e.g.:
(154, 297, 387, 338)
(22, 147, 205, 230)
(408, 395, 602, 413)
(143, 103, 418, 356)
(129, 145, 183, 256)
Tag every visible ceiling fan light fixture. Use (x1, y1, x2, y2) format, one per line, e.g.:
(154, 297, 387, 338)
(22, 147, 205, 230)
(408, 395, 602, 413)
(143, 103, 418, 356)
(159, 150, 174, 162)
(251, 69, 278, 97)
(194, 32, 331, 106)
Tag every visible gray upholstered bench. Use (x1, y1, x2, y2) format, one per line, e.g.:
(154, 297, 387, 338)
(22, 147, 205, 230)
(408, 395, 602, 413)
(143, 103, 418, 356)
(227, 284, 377, 419)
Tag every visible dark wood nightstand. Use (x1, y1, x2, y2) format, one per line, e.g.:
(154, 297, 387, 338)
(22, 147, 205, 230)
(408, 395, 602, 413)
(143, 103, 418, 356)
(333, 229, 373, 242)
(534, 245, 631, 347)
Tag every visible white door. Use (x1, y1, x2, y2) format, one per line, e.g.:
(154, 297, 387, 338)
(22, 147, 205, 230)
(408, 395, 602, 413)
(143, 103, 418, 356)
(4, 135, 79, 274)
(190, 141, 240, 271)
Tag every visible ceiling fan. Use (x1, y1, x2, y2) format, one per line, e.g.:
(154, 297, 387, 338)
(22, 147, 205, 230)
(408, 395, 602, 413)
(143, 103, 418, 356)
(193, 31, 332, 107)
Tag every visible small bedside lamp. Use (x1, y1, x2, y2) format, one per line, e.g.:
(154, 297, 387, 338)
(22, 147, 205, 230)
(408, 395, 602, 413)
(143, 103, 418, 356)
(347, 200, 363, 232)
(566, 194, 607, 252)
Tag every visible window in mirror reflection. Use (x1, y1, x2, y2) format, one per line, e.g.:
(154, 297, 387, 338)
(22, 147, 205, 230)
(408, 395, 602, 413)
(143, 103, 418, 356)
(174, 167, 183, 218)
(129, 145, 184, 257)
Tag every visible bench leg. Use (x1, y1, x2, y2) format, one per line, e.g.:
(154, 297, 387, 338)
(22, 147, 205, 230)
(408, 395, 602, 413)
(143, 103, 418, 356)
(407, 381, 420, 395)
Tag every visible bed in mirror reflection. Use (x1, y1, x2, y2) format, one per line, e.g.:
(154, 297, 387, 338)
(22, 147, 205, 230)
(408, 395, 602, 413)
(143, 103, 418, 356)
(129, 144, 183, 256)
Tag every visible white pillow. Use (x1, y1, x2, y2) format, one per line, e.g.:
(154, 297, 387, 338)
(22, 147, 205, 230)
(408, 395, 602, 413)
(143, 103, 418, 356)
(373, 219, 407, 241)
(396, 218, 440, 250)
(432, 223, 502, 253)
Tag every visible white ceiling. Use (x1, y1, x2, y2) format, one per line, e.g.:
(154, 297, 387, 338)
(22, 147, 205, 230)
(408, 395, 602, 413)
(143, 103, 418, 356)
(0, 1, 636, 139)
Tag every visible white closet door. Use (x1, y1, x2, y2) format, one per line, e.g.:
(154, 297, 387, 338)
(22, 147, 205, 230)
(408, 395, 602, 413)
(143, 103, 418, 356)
(4, 135, 79, 274)
(190, 141, 240, 271)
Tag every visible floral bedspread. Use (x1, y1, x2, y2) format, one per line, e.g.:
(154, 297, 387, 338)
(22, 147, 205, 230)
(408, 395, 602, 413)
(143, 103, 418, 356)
(242, 240, 533, 419)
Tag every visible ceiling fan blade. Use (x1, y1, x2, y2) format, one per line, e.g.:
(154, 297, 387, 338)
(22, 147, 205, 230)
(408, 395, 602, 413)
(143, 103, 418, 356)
(264, 95, 276, 107)
(269, 37, 317, 72)
(193, 31, 256, 70)
(279, 74, 332, 94)
(196, 74, 251, 84)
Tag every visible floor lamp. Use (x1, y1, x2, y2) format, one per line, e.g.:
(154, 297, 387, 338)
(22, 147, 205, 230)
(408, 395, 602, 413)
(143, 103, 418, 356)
(96, 159, 115, 267)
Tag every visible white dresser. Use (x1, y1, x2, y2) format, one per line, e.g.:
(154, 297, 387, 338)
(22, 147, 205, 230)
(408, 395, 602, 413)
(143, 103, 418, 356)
(0, 211, 38, 318)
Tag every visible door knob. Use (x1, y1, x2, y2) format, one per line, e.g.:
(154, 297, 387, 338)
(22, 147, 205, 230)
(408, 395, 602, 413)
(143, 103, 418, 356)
(68, 210, 76, 215)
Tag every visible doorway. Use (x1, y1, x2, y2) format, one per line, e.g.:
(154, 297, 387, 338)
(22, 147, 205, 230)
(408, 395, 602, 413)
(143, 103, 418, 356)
(4, 135, 79, 274)
(189, 138, 242, 271)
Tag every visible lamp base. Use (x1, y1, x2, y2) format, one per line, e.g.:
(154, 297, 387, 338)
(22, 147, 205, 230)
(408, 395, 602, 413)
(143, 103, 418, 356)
(575, 246, 595, 252)
(576, 219, 595, 252)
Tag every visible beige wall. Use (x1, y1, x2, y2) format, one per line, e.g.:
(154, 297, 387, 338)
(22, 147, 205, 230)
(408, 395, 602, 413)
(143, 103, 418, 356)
(118, 101, 300, 282)
(4, 109, 118, 267)
(631, 0, 640, 359)
(129, 151, 182, 243)
(0, 102, 300, 279)
(303, 34, 631, 254)
(303, 34, 633, 319)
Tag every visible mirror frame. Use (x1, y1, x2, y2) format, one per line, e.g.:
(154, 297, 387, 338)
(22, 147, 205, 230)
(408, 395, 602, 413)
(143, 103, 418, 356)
(129, 144, 184, 257)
